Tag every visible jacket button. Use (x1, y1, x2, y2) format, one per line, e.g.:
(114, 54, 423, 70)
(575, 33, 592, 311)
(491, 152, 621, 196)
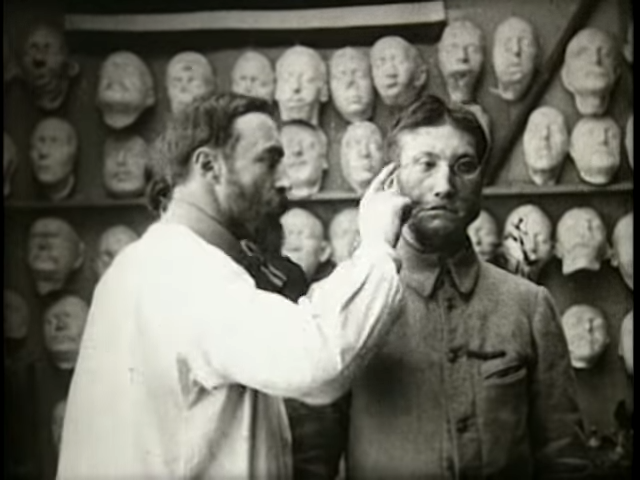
(447, 348, 458, 363)
(456, 418, 468, 433)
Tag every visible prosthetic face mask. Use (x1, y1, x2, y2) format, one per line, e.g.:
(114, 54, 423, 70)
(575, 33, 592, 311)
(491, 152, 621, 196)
(103, 135, 149, 198)
(95, 225, 138, 278)
(611, 212, 633, 290)
(4, 132, 18, 198)
(280, 208, 332, 279)
(371, 36, 428, 107)
(279, 122, 328, 199)
(43, 295, 88, 370)
(166, 52, 215, 115)
(619, 310, 633, 376)
(625, 115, 633, 170)
(30, 117, 78, 201)
(340, 121, 385, 194)
(27, 217, 85, 295)
(21, 25, 79, 111)
(561, 28, 620, 116)
(467, 210, 500, 262)
(570, 117, 621, 185)
(437, 20, 484, 104)
(97, 51, 156, 129)
(231, 50, 275, 102)
(561, 304, 609, 369)
(4, 290, 30, 340)
(555, 207, 610, 275)
(491, 17, 538, 102)
(329, 47, 375, 122)
(523, 106, 569, 186)
(51, 399, 66, 452)
(275, 46, 329, 125)
(329, 208, 360, 263)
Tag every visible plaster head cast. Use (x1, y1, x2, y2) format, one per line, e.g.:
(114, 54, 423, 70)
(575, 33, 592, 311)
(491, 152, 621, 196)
(467, 209, 500, 263)
(166, 51, 215, 115)
(561, 304, 610, 369)
(329, 207, 360, 263)
(523, 106, 569, 186)
(611, 212, 633, 290)
(275, 46, 328, 125)
(20, 24, 79, 111)
(3, 290, 30, 340)
(280, 208, 332, 279)
(561, 28, 621, 116)
(501, 204, 554, 281)
(103, 134, 150, 198)
(27, 217, 85, 295)
(555, 207, 610, 275)
(619, 310, 633, 376)
(438, 20, 485, 104)
(231, 50, 275, 102)
(4, 131, 18, 198)
(51, 399, 66, 452)
(30, 117, 78, 201)
(95, 225, 139, 278)
(371, 36, 428, 108)
(340, 121, 385, 194)
(97, 51, 156, 129)
(570, 116, 620, 186)
(43, 295, 88, 370)
(625, 115, 633, 170)
(278, 121, 328, 199)
(329, 47, 375, 122)
(491, 16, 539, 102)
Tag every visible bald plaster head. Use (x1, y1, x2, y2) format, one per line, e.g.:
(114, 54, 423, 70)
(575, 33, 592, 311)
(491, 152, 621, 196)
(280, 208, 331, 279)
(340, 121, 385, 194)
(370, 36, 428, 107)
(625, 115, 633, 169)
(555, 207, 610, 275)
(611, 212, 633, 290)
(95, 225, 138, 278)
(619, 310, 633, 376)
(275, 46, 329, 126)
(501, 204, 553, 281)
(166, 51, 215, 115)
(51, 399, 66, 452)
(561, 28, 621, 116)
(523, 106, 569, 186)
(43, 295, 88, 370)
(4, 290, 30, 340)
(20, 24, 79, 111)
(231, 50, 275, 102)
(27, 217, 85, 296)
(329, 208, 360, 263)
(467, 209, 500, 263)
(329, 47, 375, 122)
(570, 116, 621, 186)
(561, 304, 609, 369)
(4, 132, 18, 198)
(438, 20, 485, 104)
(97, 51, 156, 129)
(103, 134, 149, 198)
(29, 117, 78, 201)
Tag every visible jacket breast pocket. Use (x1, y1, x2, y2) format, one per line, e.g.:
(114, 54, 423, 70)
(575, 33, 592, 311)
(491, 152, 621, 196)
(481, 360, 528, 386)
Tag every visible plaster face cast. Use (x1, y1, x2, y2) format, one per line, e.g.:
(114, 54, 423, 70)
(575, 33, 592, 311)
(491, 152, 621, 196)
(97, 51, 156, 130)
(555, 207, 610, 276)
(611, 212, 633, 290)
(231, 50, 275, 102)
(501, 204, 553, 281)
(275, 46, 329, 125)
(43, 295, 88, 370)
(29, 117, 78, 201)
(619, 310, 633, 376)
(467, 210, 500, 263)
(491, 16, 539, 102)
(523, 106, 569, 186)
(569, 116, 620, 186)
(4, 290, 30, 340)
(561, 28, 620, 116)
(561, 304, 609, 370)
(95, 225, 139, 278)
(21, 25, 79, 111)
(329, 208, 360, 263)
(51, 399, 66, 452)
(279, 122, 328, 199)
(166, 52, 215, 115)
(4, 132, 18, 198)
(27, 217, 85, 296)
(329, 47, 375, 122)
(371, 36, 428, 108)
(280, 208, 332, 279)
(437, 20, 485, 104)
(103, 135, 149, 198)
(340, 121, 385, 194)
(625, 115, 633, 170)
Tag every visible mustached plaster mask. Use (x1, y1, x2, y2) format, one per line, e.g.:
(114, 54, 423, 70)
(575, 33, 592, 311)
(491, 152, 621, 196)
(561, 304, 610, 370)
(555, 207, 610, 275)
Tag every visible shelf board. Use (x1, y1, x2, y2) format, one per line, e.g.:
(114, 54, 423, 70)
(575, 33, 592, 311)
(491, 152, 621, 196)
(3, 199, 150, 211)
(481, 182, 634, 197)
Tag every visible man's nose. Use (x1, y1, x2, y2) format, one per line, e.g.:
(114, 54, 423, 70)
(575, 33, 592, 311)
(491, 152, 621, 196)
(432, 164, 454, 198)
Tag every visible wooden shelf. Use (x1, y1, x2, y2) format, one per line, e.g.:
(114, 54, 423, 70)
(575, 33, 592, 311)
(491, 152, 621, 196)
(481, 182, 634, 197)
(3, 199, 149, 211)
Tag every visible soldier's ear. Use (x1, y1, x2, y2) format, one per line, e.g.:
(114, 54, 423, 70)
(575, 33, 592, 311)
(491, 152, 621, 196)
(193, 146, 225, 184)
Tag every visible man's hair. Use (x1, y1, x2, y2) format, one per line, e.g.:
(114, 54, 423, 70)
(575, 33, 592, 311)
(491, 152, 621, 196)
(386, 94, 490, 165)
